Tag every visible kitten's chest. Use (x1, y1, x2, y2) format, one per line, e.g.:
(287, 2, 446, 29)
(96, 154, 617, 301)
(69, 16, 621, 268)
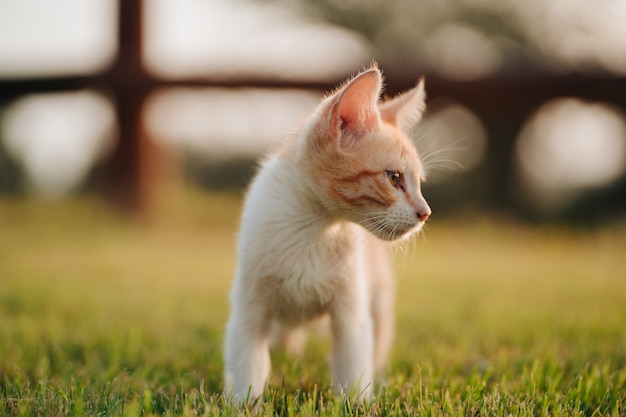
(237, 160, 362, 321)
(271, 227, 356, 319)
(245, 219, 360, 322)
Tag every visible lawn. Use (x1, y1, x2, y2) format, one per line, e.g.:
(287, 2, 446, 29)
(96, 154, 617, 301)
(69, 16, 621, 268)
(1, 190, 625, 416)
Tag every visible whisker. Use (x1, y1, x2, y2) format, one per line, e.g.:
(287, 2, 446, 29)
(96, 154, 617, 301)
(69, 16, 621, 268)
(423, 160, 465, 171)
(419, 136, 468, 175)
(420, 138, 468, 160)
(411, 120, 441, 148)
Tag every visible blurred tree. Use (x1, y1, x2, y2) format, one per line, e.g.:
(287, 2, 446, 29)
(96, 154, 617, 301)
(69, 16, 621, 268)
(272, 0, 626, 77)
(279, 0, 531, 73)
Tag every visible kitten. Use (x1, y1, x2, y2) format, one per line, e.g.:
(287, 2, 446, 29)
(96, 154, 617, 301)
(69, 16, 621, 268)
(223, 63, 431, 404)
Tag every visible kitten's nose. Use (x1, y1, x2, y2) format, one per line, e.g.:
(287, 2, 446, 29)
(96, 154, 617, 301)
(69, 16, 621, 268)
(415, 201, 431, 222)
(417, 209, 431, 222)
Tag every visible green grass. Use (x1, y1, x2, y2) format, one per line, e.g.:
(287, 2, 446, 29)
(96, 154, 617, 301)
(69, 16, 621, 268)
(1, 190, 625, 416)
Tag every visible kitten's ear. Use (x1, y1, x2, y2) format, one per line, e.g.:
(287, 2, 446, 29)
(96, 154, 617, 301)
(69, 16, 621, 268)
(327, 68, 382, 147)
(380, 78, 426, 133)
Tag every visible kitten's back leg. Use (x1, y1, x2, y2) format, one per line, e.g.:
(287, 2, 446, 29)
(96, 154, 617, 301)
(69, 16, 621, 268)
(270, 322, 308, 357)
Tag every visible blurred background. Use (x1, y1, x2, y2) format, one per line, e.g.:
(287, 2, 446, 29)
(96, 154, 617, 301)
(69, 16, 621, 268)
(1, 0, 625, 224)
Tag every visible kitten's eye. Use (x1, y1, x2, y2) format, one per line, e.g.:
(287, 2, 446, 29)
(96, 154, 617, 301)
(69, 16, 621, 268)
(385, 170, 402, 188)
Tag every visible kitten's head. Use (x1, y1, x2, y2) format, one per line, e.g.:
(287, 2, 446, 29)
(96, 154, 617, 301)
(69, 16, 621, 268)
(298, 63, 431, 241)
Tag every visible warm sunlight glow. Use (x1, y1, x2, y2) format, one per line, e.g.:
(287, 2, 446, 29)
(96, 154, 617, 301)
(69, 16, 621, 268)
(145, 88, 322, 158)
(510, 0, 626, 74)
(0, 0, 116, 78)
(423, 24, 502, 81)
(516, 98, 626, 208)
(414, 100, 488, 182)
(2, 91, 116, 197)
(143, 0, 370, 81)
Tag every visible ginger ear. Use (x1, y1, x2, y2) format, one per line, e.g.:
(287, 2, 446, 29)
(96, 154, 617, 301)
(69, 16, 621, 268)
(380, 78, 426, 133)
(334, 69, 382, 133)
(326, 68, 382, 149)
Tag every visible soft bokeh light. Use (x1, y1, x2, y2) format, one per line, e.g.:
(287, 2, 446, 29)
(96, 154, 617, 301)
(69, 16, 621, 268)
(0, 0, 116, 78)
(516, 98, 626, 210)
(414, 100, 488, 182)
(510, 0, 626, 74)
(423, 24, 502, 81)
(145, 88, 322, 158)
(2, 91, 116, 197)
(143, 0, 371, 81)
(295, 0, 626, 76)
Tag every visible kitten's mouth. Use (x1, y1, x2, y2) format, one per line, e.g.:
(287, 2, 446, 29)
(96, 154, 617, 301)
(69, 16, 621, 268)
(370, 222, 421, 241)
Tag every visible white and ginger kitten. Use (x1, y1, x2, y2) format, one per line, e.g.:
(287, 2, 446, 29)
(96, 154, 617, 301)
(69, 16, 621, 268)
(224, 63, 431, 404)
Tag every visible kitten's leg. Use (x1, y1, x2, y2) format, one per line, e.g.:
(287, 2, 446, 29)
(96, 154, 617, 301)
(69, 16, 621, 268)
(224, 308, 271, 404)
(283, 326, 308, 357)
(330, 298, 374, 400)
(371, 284, 394, 377)
(366, 239, 395, 378)
(270, 322, 308, 357)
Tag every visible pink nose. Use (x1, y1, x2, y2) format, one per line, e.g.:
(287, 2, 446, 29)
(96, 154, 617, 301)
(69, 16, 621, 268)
(414, 196, 431, 222)
(417, 208, 431, 222)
